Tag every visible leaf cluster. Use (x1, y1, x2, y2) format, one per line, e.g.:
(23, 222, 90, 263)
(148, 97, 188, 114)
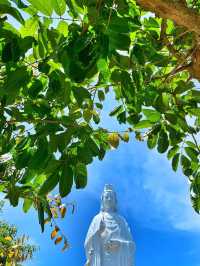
(0, 217, 37, 265)
(0, 0, 200, 233)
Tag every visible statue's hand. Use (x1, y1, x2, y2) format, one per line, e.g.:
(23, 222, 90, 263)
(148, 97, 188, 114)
(105, 239, 121, 252)
(89, 248, 94, 256)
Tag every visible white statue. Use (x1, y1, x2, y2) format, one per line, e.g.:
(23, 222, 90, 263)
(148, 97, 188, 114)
(84, 184, 135, 266)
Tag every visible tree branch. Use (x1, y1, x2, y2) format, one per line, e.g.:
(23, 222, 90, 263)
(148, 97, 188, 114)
(191, 133, 200, 154)
(137, 0, 200, 80)
(137, 0, 200, 36)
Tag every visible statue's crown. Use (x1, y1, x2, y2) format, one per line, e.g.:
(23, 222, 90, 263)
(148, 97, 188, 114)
(103, 184, 114, 193)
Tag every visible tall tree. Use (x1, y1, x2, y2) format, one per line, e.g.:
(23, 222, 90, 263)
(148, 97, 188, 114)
(0, 0, 200, 233)
(0, 202, 37, 265)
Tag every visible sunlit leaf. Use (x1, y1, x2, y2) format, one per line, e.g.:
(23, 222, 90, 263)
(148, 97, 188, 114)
(107, 133, 120, 148)
(54, 236, 63, 245)
(134, 120, 153, 129)
(172, 153, 180, 172)
(51, 226, 59, 239)
(51, 0, 66, 16)
(59, 165, 73, 198)
(0, 3, 24, 24)
(27, 0, 53, 16)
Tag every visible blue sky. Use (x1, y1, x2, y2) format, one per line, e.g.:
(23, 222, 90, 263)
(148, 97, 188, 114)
(2, 92, 200, 266)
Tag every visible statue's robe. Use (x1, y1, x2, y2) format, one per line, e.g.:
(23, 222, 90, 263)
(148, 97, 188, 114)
(84, 211, 135, 266)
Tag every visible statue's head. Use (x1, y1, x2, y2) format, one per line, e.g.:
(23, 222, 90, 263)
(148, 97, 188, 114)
(101, 184, 117, 212)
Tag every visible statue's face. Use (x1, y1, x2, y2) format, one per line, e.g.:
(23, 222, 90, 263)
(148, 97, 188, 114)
(102, 191, 116, 211)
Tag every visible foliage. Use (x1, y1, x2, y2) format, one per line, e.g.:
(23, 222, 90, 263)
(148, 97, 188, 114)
(0, 0, 200, 234)
(0, 202, 37, 265)
(47, 194, 72, 252)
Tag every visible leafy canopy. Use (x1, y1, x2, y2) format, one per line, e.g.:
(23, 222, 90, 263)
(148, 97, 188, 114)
(0, 0, 200, 233)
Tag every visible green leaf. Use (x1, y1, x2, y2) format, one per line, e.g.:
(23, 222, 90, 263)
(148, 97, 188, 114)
(191, 90, 200, 101)
(23, 198, 33, 213)
(177, 116, 189, 132)
(83, 109, 93, 122)
(3, 66, 30, 104)
(0, 0, 11, 5)
(97, 58, 110, 81)
(20, 17, 38, 37)
(147, 134, 158, 149)
(117, 111, 126, 124)
(38, 201, 44, 232)
(20, 36, 36, 55)
(73, 87, 91, 106)
(27, 0, 53, 16)
(167, 145, 179, 160)
(109, 14, 131, 33)
(188, 108, 200, 117)
(93, 111, 100, 124)
(0, 4, 24, 24)
(15, 136, 30, 151)
(74, 163, 87, 189)
(98, 90, 105, 101)
(191, 196, 200, 214)
(109, 31, 130, 51)
(181, 155, 191, 170)
(154, 93, 170, 112)
(20, 169, 35, 184)
(95, 102, 103, 109)
(157, 130, 169, 153)
(98, 145, 106, 161)
(2, 39, 20, 63)
(165, 113, 177, 124)
(132, 44, 145, 65)
(59, 165, 73, 197)
(143, 109, 161, 122)
(28, 79, 44, 98)
(51, 0, 66, 16)
(172, 153, 180, 172)
(7, 186, 20, 207)
(186, 141, 196, 149)
(39, 173, 59, 195)
(174, 80, 193, 94)
(85, 137, 99, 156)
(109, 105, 123, 116)
(134, 120, 153, 129)
(28, 140, 49, 170)
(78, 144, 93, 164)
(11, 0, 27, 8)
(14, 148, 32, 169)
(144, 17, 160, 28)
(57, 20, 68, 37)
(185, 147, 199, 162)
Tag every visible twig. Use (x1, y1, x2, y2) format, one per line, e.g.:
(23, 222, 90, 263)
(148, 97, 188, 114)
(38, 15, 79, 22)
(191, 133, 200, 154)
(173, 30, 191, 42)
(107, 0, 116, 28)
(159, 19, 167, 42)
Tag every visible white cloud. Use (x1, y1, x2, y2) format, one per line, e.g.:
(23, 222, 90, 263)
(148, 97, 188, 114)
(141, 150, 200, 232)
(86, 139, 200, 233)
